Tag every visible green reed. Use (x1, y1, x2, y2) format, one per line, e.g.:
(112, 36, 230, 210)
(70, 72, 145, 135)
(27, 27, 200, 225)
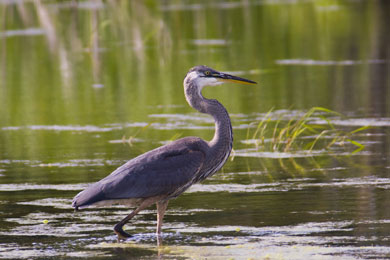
(249, 107, 370, 154)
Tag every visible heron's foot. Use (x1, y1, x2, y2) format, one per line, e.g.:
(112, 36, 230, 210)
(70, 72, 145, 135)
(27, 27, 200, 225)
(114, 225, 132, 241)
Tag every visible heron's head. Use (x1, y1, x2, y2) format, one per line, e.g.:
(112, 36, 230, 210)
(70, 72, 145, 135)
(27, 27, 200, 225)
(184, 65, 257, 89)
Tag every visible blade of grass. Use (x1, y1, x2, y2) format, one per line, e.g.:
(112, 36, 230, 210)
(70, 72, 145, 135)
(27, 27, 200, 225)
(350, 125, 371, 134)
(306, 129, 329, 152)
(346, 139, 365, 154)
(252, 108, 274, 140)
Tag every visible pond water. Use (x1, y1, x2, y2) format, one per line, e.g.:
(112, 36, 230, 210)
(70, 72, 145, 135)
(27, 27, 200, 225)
(0, 0, 389, 259)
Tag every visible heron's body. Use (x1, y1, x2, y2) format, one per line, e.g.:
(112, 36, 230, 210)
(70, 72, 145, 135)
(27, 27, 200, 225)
(72, 65, 256, 240)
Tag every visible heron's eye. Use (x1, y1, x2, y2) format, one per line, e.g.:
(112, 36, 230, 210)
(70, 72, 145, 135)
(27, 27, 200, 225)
(205, 71, 210, 76)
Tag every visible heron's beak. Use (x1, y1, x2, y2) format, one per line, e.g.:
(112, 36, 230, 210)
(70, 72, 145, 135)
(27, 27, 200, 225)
(214, 72, 257, 85)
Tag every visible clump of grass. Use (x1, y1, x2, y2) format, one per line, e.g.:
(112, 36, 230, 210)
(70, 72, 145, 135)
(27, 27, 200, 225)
(248, 107, 370, 154)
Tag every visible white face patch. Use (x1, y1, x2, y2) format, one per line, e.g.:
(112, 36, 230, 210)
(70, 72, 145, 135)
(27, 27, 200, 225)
(184, 71, 223, 96)
(196, 76, 223, 87)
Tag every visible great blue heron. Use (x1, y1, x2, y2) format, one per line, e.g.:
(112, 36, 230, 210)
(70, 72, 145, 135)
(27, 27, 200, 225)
(72, 65, 256, 240)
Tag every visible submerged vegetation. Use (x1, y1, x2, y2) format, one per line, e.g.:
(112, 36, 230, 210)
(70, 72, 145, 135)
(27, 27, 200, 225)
(245, 107, 370, 154)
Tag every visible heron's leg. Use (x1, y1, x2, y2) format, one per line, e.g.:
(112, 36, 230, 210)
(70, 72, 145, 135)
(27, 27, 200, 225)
(156, 200, 169, 235)
(114, 197, 161, 241)
(114, 207, 143, 240)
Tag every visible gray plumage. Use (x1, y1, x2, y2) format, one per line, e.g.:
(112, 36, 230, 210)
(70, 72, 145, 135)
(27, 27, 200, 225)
(73, 137, 207, 207)
(72, 65, 256, 240)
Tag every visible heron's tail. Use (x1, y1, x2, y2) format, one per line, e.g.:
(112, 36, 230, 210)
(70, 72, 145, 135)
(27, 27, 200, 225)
(72, 183, 105, 210)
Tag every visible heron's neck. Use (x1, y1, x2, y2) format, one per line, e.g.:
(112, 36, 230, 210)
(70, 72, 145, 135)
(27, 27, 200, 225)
(207, 100, 233, 148)
(184, 82, 233, 150)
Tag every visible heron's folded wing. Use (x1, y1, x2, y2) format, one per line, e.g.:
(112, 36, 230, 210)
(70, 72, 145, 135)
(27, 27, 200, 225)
(72, 140, 206, 209)
(100, 148, 205, 199)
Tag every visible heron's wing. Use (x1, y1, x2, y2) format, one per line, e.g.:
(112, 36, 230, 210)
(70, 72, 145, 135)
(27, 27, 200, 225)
(72, 139, 206, 208)
(102, 147, 205, 199)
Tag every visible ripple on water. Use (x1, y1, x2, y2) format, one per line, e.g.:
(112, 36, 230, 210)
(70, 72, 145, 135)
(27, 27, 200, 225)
(1, 123, 149, 132)
(84, 220, 389, 259)
(276, 59, 387, 66)
(0, 243, 109, 259)
(0, 28, 46, 38)
(149, 113, 212, 122)
(18, 198, 73, 209)
(2, 115, 388, 135)
(2, 195, 389, 259)
(233, 147, 373, 158)
(0, 183, 87, 191)
(2, 176, 390, 193)
(1, 125, 119, 132)
(33, 159, 123, 168)
(0, 158, 124, 168)
(311, 117, 390, 127)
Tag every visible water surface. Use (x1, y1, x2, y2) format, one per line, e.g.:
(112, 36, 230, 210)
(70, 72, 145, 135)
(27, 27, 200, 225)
(0, 0, 389, 259)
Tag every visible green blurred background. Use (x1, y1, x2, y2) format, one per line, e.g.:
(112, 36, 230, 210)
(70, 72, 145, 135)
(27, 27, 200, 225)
(1, 0, 388, 127)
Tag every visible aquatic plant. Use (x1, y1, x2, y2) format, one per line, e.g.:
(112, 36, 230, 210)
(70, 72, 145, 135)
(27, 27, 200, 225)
(247, 107, 370, 154)
(122, 123, 152, 146)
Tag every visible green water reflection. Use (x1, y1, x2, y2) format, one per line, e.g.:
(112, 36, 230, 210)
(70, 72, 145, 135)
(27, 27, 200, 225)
(0, 0, 389, 259)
